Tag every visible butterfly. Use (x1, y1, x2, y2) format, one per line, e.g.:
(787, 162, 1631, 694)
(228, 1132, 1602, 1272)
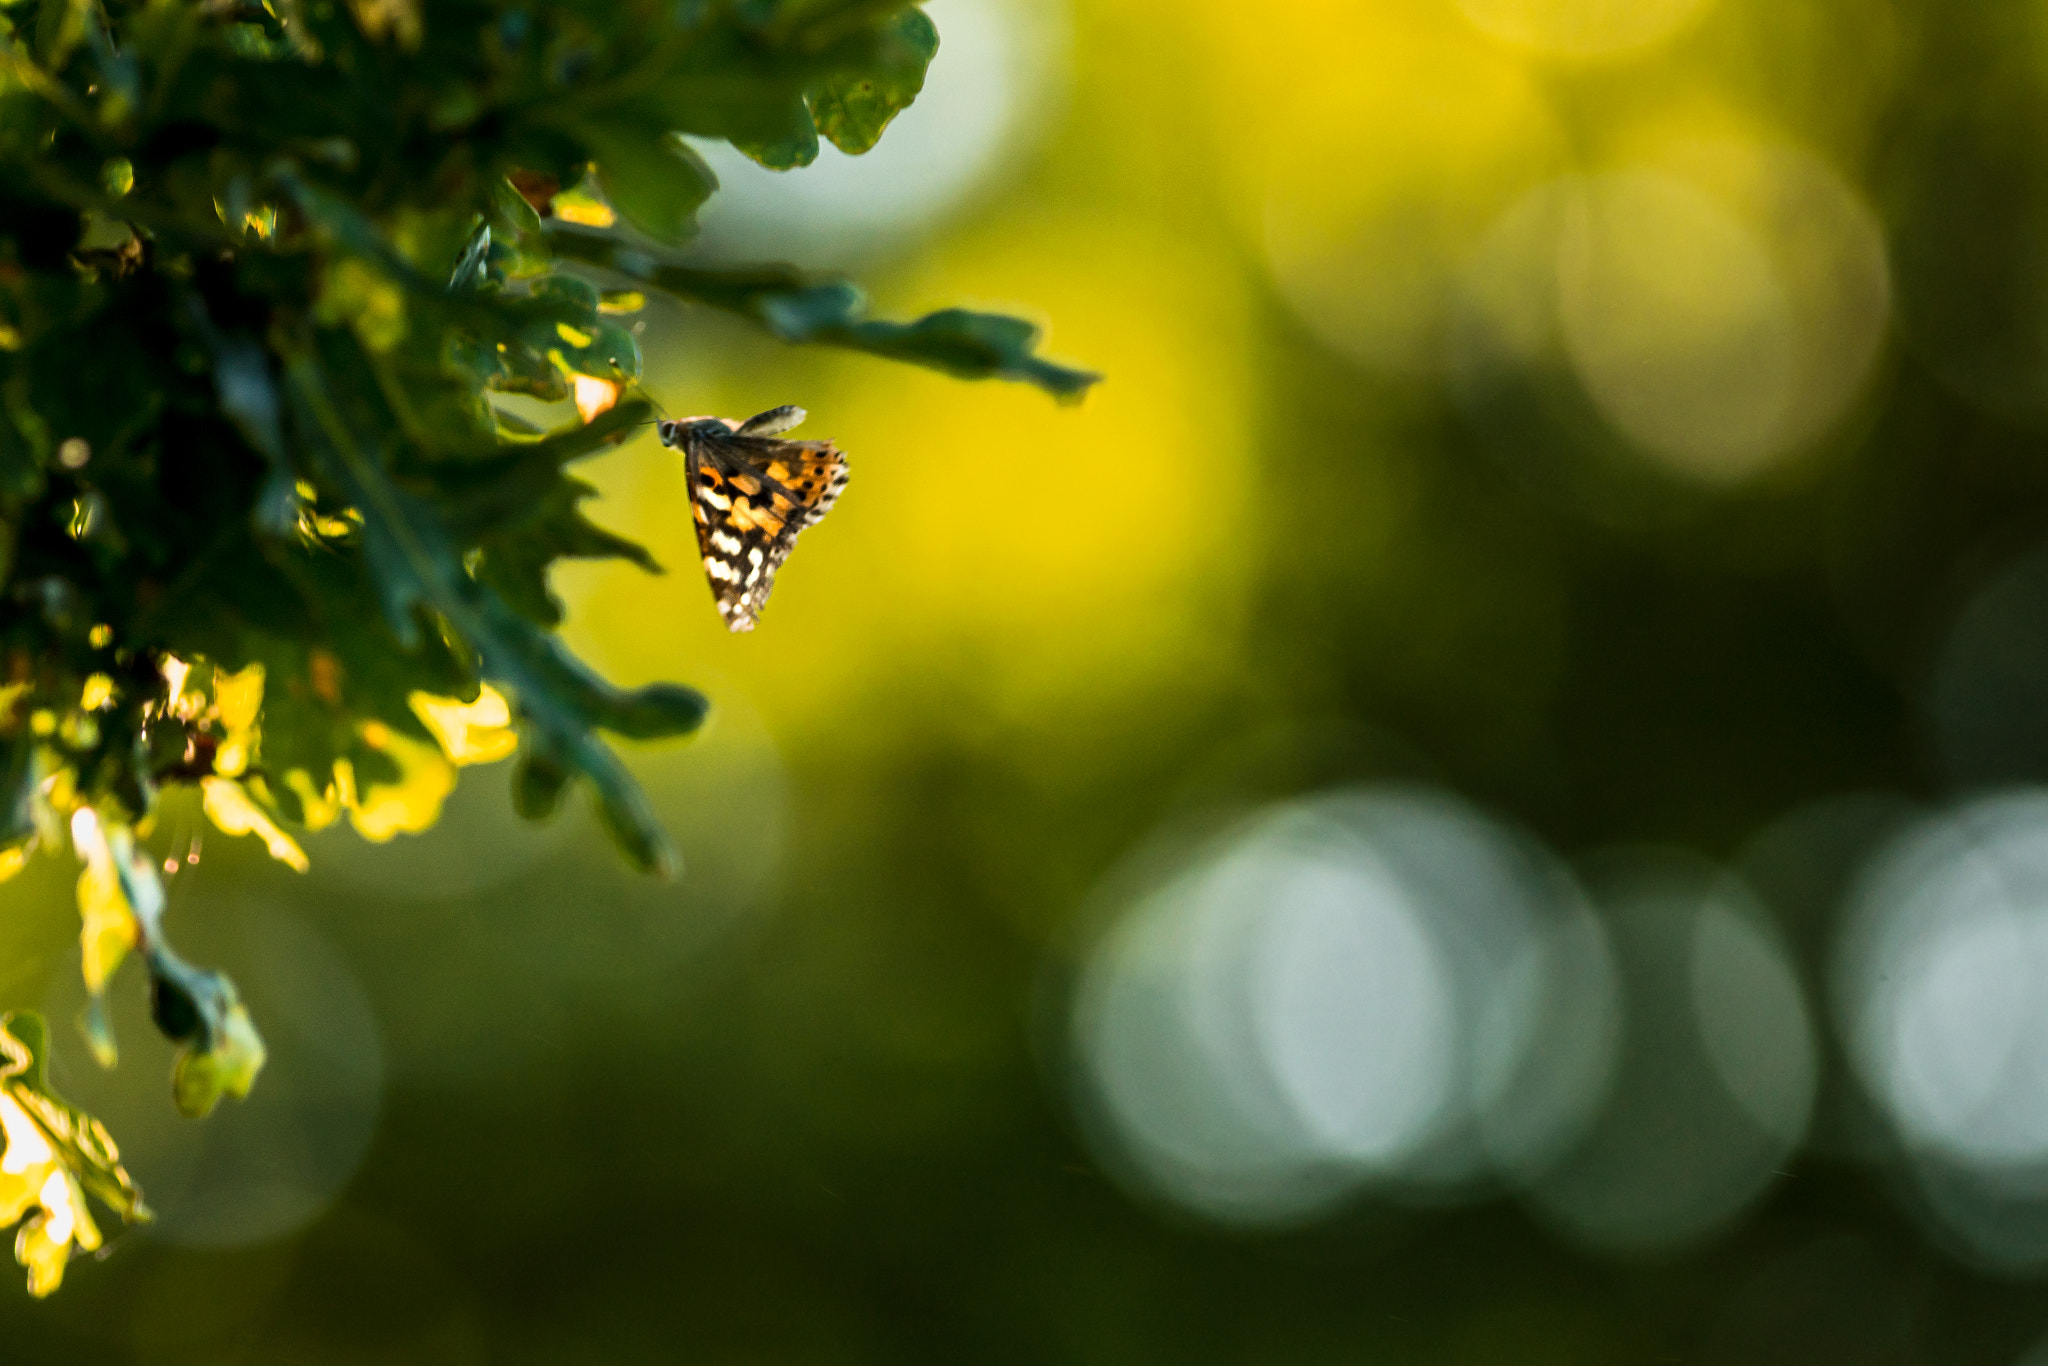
(657, 405, 850, 633)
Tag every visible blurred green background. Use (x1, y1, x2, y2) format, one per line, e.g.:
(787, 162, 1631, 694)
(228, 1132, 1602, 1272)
(19, 0, 2048, 1359)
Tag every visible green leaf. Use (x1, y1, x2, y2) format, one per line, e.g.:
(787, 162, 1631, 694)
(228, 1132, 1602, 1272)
(474, 473, 662, 627)
(143, 948, 266, 1119)
(552, 230, 1103, 400)
(0, 731, 34, 846)
(511, 737, 572, 821)
(449, 219, 493, 291)
(729, 96, 822, 171)
(422, 399, 657, 546)
(579, 122, 719, 245)
(32, 0, 87, 72)
(207, 335, 288, 464)
(179, 294, 303, 540)
(808, 7, 938, 155)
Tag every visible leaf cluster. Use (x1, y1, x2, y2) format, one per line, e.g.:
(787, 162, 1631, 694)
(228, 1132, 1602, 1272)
(0, 0, 1088, 873)
(0, 0, 1097, 1220)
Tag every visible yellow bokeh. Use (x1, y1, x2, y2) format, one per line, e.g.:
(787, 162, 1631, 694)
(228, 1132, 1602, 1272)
(1192, 0, 1566, 371)
(1455, 97, 1892, 484)
(829, 213, 1253, 669)
(1457, 0, 1717, 60)
(77, 674, 112, 712)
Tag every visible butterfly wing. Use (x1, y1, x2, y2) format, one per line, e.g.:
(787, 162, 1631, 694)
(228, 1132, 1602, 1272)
(737, 404, 806, 437)
(683, 425, 849, 632)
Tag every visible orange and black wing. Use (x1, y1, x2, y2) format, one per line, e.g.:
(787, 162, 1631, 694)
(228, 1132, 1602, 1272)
(680, 426, 849, 632)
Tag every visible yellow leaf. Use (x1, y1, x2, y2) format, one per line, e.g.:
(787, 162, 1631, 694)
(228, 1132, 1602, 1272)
(73, 864, 134, 997)
(14, 1171, 98, 1297)
(0, 845, 26, 883)
(211, 663, 264, 734)
(210, 663, 265, 778)
(285, 768, 344, 831)
(68, 812, 135, 998)
(0, 1100, 96, 1298)
(550, 184, 615, 228)
(0, 1012, 147, 1296)
(0, 1094, 52, 1226)
(333, 757, 360, 810)
(200, 778, 309, 872)
(347, 721, 455, 841)
(410, 685, 518, 766)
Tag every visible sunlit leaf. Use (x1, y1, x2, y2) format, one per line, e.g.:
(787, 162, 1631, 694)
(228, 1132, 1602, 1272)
(200, 778, 310, 872)
(209, 664, 264, 779)
(68, 809, 137, 1001)
(549, 179, 617, 229)
(0, 1011, 148, 1297)
(344, 719, 456, 841)
(412, 686, 519, 766)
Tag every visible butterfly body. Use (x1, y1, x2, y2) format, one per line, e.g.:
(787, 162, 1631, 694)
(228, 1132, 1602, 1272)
(658, 407, 850, 632)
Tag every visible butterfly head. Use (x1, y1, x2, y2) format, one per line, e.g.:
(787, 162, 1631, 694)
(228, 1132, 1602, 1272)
(656, 416, 733, 448)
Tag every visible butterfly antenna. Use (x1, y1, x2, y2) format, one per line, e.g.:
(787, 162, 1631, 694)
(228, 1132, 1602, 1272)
(619, 388, 671, 429)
